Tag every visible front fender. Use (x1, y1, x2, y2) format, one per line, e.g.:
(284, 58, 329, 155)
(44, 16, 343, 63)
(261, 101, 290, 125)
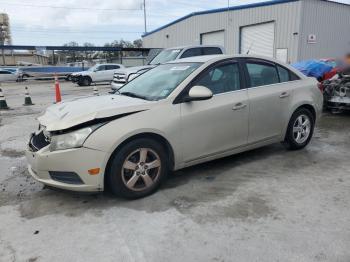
(83, 103, 182, 171)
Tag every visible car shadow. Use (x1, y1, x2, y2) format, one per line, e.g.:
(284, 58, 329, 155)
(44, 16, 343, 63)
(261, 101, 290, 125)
(13, 143, 290, 219)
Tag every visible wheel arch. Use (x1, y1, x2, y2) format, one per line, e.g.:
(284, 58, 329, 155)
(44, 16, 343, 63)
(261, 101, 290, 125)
(283, 103, 317, 139)
(104, 132, 175, 187)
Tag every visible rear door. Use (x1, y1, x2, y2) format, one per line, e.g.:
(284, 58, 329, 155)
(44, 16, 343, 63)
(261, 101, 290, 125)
(243, 58, 293, 143)
(105, 65, 121, 81)
(0, 71, 15, 82)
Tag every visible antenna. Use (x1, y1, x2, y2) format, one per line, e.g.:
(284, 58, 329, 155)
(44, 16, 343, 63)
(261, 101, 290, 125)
(246, 41, 254, 54)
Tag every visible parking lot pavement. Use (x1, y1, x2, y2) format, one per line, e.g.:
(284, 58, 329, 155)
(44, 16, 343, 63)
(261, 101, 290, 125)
(0, 81, 350, 262)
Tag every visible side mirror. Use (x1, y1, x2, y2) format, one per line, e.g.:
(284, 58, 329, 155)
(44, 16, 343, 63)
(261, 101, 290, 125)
(184, 85, 213, 102)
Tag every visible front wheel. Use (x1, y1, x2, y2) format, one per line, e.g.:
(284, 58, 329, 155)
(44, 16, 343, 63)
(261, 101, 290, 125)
(79, 76, 91, 86)
(283, 108, 315, 150)
(107, 138, 168, 199)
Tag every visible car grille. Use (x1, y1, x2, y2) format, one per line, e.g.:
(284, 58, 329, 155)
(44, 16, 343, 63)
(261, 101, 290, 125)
(49, 171, 84, 185)
(29, 130, 50, 152)
(113, 73, 127, 84)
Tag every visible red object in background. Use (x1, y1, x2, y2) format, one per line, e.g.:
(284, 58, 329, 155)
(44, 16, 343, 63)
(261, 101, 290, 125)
(323, 68, 338, 81)
(54, 74, 62, 103)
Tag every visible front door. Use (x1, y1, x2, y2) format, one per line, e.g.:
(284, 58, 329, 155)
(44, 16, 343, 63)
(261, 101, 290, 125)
(180, 61, 249, 163)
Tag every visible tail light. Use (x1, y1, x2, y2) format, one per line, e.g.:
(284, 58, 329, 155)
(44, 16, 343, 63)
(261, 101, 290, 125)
(317, 82, 324, 93)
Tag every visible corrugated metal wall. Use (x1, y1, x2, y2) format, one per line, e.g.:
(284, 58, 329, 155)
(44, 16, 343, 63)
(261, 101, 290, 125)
(298, 0, 350, 60)
(143, 1, 302, 63)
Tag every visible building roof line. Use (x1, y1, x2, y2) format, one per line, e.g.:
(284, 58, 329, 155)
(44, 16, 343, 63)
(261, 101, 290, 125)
(142, 0, 349, 38)
(142, 0, 299, 37)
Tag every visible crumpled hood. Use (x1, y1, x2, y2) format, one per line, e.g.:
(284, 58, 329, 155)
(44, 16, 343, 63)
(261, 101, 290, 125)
(71, 71, 90, 76)
(38, 95, 154, 131)
(115, 65, 155, 75)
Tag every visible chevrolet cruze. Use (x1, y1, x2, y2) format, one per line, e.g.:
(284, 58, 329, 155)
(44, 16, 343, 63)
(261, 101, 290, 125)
(26, 55, 323, 198)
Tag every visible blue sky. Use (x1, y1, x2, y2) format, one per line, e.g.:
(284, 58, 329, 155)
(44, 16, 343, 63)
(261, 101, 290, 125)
(0, 0, 349, 46)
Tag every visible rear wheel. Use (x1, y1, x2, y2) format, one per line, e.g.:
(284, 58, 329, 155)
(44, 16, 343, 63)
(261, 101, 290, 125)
(107, 138, 168, 199)
(283, 108, 315, 150)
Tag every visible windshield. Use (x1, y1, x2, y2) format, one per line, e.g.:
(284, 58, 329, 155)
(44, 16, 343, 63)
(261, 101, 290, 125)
(118, 62, 201, 101)
(87, 65, 99, 71)
(149, 49, 182, 65)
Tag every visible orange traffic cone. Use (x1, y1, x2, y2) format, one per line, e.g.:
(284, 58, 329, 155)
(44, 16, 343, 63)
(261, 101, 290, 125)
(54, 74, 62, 103)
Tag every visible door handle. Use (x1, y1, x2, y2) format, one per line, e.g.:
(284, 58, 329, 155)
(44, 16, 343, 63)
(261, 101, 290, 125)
(232, 103, 247, 111)
(279, 92, 290, 98)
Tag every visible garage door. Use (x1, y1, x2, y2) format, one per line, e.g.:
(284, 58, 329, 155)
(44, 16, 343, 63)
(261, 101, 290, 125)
(201, 30, 225, 47)
(240, 22, 275, 58)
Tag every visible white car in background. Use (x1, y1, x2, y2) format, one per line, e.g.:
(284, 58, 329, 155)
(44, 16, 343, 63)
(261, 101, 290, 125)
(71, 63, 125, 86)
(26, 55, 323, 199)
(111, 45, 225, 90)
(0, 69, 22, 82)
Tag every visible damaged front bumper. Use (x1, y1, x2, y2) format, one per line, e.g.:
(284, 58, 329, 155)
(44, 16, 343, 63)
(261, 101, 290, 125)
(325, 96, 350, 110)
(26, 131, 107, 192)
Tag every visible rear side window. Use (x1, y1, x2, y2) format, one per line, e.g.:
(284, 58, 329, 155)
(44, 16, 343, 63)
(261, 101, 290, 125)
(277, 65, 290, 82)
(202, 47, 223, 55)
(246, 62, 279, 87)
(180, 48, 202, 59)
(0, 71, 11, 74)
(106, 65, 120, 70)
(277, 65, 301, 82)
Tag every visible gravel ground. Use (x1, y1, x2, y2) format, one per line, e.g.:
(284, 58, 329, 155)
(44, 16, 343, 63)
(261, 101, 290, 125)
(0, 80, 350, 262)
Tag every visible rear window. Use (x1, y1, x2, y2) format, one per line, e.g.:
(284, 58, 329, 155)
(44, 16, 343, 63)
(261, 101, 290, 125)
(202, 47, 223, 55)
(106, 65, 120, 70)
(180, 48, 202, 59)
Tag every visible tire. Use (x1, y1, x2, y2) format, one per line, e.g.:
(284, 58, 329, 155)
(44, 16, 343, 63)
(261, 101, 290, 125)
(81, 76, 92, 86)
(283, 108, 315, 150)
(107, 138, 168, 199)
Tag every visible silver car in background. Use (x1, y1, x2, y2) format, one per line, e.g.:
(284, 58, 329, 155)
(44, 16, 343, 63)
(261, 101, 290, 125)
(26, 55, 323, 199)
(111, 45, 225, 90)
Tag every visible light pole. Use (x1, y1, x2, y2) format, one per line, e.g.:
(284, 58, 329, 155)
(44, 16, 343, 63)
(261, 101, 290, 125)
(0, 26, 7, 65)
(143, 0, 147, 34)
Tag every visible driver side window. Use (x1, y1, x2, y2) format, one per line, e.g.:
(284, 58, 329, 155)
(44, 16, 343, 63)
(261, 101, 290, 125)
(96, 65, 106, 71)
(194, 63, 241, 95)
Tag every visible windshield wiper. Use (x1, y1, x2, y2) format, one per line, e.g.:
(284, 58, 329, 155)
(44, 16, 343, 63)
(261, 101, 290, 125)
(120, 92, 148, 100)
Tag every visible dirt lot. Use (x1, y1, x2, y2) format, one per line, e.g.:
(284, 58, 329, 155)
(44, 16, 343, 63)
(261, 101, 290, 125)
(0, 81, 350, 262)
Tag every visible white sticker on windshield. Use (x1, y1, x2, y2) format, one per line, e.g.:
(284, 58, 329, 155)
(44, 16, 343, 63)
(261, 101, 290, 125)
(171, 49, 181, 53)
(170, 66, 191, 71)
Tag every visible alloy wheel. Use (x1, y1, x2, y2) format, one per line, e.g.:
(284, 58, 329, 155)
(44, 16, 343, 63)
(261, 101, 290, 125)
(121, 148, 161, 191)
(293, 114, 311, 144)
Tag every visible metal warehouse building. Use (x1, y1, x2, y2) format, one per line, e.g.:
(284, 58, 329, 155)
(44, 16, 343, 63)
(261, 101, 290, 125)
(142, 0, 350, 63)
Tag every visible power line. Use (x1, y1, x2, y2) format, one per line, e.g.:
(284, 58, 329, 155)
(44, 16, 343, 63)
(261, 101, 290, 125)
(11, 28, 143, 34)
(0, 1, 143, 11)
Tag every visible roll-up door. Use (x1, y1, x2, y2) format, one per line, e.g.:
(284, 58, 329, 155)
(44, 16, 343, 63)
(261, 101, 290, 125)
(240, 22, 275, 58)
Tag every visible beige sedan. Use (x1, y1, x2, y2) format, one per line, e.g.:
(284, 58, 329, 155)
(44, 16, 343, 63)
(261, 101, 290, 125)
(26, 55, 323, 198)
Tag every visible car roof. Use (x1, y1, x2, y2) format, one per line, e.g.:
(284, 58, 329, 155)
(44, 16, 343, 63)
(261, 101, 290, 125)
(167, 54, 306, 78)
(165, 45, 224, 51)
(167, 54, 284, 64)
(96, 63, 122, 66)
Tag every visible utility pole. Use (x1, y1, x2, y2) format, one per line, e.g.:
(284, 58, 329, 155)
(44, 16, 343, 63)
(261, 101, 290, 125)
(0, 29, 5, 66)
(143, 0, 147, 34)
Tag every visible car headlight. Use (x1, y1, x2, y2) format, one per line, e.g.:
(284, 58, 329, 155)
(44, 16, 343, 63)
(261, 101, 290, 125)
(49, 124, 103, 151)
